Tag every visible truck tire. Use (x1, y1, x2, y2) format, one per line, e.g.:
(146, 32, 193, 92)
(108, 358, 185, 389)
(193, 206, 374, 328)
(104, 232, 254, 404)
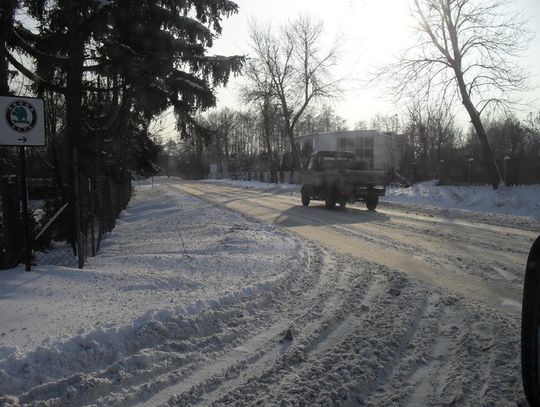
(325, 195, 336, 209)
(339, 197, 347, 209)
(366, 196, 378, 211)
(522, 236, 540, 407)
(301, 186, 310, 206)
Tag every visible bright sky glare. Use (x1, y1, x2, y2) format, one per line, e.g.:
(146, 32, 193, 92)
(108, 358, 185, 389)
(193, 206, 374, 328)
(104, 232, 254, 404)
(206, 0, 540, 132)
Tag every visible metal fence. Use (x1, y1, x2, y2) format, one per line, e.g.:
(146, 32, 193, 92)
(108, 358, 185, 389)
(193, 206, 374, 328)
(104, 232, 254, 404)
(78, 174, 132, 266)
(0, 149, 132, 270)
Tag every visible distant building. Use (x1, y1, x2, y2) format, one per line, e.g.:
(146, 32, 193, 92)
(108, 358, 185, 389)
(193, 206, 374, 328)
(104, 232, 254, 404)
(296, 130, 401, 170)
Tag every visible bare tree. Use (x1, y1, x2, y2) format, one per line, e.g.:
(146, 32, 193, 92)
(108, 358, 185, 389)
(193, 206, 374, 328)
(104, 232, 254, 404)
(295, 105, 348, 135)
(248, 15, 341, 169)
(241, 60, 281, 182)
(380, 0, 531, 188)
(202, 108, 237, 177)
(354, 120, 368, 131)
(371, 113, 400, 133)
(404, 96, 459, 180)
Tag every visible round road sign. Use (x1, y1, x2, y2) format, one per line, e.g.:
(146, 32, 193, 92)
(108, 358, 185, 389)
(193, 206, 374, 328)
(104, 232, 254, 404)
(6, 100, 37, 133)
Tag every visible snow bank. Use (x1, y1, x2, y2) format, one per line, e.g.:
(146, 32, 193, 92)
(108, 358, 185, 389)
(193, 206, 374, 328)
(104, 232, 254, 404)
(383, 181, 540, 219)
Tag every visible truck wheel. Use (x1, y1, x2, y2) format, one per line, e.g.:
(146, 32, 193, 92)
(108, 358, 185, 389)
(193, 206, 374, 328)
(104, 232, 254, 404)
(339, 197, 347, 209)
(301, 187, 310, 206)
(366, 196, 378, 211)
(325, 196, 336, 209)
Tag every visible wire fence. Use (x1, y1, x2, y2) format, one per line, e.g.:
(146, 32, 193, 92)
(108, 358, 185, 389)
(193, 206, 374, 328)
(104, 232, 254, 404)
(0, 149, 132, 270)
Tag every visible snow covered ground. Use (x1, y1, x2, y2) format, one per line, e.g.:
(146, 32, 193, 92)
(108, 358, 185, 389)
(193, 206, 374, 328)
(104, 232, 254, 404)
(0, 183, 306, 404)
(0, 178, 529, 406)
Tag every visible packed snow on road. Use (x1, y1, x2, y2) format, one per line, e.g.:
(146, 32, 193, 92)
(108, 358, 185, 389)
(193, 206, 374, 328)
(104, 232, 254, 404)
(0, 178, 535, 406)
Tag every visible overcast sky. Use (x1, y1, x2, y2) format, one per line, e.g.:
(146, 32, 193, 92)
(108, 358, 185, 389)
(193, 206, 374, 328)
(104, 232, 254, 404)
(204, 0, 540, 131)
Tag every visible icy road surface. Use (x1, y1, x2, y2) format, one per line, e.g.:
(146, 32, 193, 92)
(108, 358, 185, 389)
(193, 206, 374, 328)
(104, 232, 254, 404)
(0, 178, 537, 406)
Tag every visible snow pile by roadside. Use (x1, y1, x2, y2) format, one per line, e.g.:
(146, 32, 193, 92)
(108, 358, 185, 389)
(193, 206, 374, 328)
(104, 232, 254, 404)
(383, 181, 540, 219)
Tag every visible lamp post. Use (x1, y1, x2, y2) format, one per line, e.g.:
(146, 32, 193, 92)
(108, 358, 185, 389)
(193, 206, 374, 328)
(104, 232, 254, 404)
(439, 159, 445, 184)
(468, 158, 474, 185)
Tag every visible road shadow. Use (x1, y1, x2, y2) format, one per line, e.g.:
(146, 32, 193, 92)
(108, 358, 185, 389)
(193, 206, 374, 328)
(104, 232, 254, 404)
(272, 203, 391, 228)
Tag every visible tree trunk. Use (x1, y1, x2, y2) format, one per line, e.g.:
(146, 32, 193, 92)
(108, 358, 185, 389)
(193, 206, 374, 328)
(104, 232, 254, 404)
(0, 43, 10, 95)
(454, 71, 502, 189)
(262, 103, 278, 182)
(64, 24, 85, 249)
(0, 0, 17, 95)
(285, 125, 301, 170)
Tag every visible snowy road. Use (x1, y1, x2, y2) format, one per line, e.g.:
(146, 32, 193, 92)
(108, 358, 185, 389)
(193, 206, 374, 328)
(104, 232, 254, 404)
(175, 180, 537, 316)
(1, 178, 537, 406)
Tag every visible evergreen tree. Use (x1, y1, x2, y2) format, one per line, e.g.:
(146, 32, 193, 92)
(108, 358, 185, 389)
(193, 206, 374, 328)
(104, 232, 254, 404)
(2, 0, 243, 175)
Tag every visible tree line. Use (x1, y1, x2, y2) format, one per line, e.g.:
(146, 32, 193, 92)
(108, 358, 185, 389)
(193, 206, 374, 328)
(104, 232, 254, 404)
(165, 101, 540, 186)
(162, 104, 348, 180)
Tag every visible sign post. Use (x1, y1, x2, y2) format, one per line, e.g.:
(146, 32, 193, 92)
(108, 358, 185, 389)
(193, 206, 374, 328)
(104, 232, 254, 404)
(19, 146, 31, 271)
(0, 96, 46, 271)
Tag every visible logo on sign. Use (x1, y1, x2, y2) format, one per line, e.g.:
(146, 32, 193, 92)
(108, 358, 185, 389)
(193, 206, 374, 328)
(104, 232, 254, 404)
(6, 100, 37, 133)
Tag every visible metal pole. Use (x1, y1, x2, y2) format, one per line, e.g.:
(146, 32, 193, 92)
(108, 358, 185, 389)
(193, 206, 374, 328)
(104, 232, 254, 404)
(19, 146, 31, 271)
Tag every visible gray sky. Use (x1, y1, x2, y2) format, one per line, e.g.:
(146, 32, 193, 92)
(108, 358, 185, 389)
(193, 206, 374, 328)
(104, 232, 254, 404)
(158, 0, 540, 138)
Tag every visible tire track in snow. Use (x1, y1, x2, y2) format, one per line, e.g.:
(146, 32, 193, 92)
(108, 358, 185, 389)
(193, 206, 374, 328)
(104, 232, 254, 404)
(189, 266, 428, 406)
(164, 256, 384, 406)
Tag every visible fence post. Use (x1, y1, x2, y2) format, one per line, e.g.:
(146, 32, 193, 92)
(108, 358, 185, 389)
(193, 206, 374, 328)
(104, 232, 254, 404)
(72, 149, 83, 269)
(108, 177, 115, 231)
(96, 176, 103, 251)
(1, 176, 22, 269)
(89, 177, 96, 257)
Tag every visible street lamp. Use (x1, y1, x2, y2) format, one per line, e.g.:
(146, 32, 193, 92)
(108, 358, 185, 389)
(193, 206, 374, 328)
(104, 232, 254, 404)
(468, 158, 474, 185)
